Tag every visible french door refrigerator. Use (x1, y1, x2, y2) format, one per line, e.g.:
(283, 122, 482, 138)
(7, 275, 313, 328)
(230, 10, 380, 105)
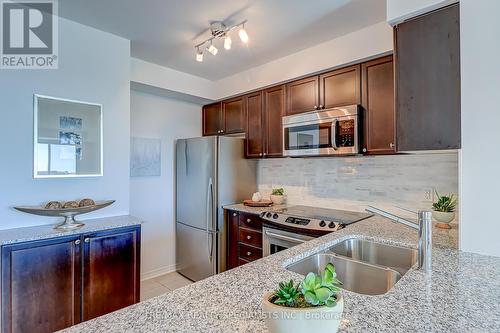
(176, 136, 256, 281)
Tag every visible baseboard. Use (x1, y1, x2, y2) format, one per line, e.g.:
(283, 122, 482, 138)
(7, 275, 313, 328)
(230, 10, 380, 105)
(141, 264, 177, 281)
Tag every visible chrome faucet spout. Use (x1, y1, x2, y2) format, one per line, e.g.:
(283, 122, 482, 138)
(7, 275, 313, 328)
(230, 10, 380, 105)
(366, 206, 432, 273)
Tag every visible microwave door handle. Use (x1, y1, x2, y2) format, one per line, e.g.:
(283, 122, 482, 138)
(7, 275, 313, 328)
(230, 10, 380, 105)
(331, 119, 339, 150)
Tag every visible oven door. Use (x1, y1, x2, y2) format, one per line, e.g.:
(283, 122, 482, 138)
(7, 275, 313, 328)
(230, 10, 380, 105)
(262, 227, 315, 256)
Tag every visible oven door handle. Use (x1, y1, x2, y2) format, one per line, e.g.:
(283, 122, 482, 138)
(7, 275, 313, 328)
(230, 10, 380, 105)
(265, 230, 309, 244)
(331, 119, 339, 150)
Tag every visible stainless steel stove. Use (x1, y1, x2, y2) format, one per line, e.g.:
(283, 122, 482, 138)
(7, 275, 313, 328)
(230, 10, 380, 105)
(260, 205, 373, 256)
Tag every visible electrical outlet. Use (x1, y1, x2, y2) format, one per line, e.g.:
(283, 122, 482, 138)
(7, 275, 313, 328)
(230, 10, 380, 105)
(423, 188, 434, 202)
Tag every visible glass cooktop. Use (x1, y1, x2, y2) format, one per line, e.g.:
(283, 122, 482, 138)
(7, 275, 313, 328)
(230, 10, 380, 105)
(275, 205, 373, 225)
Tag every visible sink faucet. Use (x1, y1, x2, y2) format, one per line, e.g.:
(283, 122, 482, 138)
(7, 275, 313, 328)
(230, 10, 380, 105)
(366, 206, 433, 273)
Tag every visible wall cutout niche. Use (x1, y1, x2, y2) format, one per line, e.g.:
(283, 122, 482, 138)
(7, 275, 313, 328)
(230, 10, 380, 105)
(34, 95, 103, 178)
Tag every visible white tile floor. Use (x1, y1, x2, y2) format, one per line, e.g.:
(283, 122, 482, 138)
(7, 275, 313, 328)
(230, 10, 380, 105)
(140, 272, 193, 301)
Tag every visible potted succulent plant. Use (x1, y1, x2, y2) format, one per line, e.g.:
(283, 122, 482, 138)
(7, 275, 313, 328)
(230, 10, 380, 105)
(432, 191, 457, 229)
(270, 188, 285, 205)
(262, 263, 343, 333)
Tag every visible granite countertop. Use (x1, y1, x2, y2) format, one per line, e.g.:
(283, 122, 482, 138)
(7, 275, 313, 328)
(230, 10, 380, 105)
(0, 215, 142, 245)
(61, 207, 499, 332)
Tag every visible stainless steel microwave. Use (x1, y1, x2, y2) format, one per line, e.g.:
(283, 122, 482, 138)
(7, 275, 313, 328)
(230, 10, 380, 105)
(282, 105, 361, 157)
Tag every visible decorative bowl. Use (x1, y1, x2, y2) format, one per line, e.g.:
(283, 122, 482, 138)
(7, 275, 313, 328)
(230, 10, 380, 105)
(14, 200, 115, 230)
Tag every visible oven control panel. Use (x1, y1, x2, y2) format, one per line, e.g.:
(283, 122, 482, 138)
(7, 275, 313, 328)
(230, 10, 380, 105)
(260, 212, 343, 232)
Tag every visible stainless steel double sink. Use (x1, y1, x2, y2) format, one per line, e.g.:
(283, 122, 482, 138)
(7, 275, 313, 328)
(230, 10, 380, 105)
(286, 238, 417, 295)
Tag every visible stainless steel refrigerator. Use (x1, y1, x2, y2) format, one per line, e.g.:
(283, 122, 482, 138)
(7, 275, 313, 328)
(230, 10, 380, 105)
(175, 136, 257, 281)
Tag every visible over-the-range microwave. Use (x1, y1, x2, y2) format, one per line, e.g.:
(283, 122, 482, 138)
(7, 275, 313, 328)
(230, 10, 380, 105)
(282, 105, 361, 157)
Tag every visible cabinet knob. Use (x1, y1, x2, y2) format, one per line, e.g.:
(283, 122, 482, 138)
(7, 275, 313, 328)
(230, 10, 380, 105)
(263, 152, 266, 156)
(246, 218, 252, 223)
(246, 235, 252, 240)
(319, 105, 324, 109)
(84, 238, 90, 243)
(389, 143, 395, 148)
(259, 153, 263, 157)
(75, 240, 81, 245)
(314, 105, 318, 110)
(220, 130, 224, 134)
(246, 251, 252, 256)
(362, 148, 367, 153)
(232, 212, 237, 217)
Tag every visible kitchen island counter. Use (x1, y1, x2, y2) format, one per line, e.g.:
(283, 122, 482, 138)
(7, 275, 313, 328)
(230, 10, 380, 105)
(61, 212, 500, 332)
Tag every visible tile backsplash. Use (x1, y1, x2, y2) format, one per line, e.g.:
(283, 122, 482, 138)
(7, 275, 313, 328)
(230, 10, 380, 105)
(257, 153, 459, 217)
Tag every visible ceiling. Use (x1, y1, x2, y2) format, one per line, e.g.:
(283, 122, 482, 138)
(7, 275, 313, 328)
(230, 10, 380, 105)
(59, 0, 386, 81)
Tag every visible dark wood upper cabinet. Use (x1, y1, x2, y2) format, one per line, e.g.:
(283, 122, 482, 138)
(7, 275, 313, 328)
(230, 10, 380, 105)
(286, 76, 319, 115)
(222, 97, 245, 134)
(264, 85, 285, 157)
(202, 102, 222, 136)
(82, 227, 140, 321)
(1, 236, 82, 333)
(320, 65, 361, 109)
(395, 3, 461, 151)
(362, 56, 396, 154)
(245, 91, 264, 158)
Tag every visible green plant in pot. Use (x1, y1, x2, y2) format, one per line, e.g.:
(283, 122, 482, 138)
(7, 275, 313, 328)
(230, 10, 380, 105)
(432, 191, 457, 229)
(270, 188, 285, 205)
(262, 263, 344, 333)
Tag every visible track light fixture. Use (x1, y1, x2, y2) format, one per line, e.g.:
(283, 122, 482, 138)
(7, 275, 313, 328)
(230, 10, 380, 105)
(194, 20, 249, 62)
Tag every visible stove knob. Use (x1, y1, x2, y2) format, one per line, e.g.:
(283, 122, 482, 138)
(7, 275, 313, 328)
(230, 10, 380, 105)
(328, 222, 336, 229)
(266, 212, 272, 218)
(273, 213, 279, 219)
(260, 212, 266, 218)
(319, 220, 326, 227)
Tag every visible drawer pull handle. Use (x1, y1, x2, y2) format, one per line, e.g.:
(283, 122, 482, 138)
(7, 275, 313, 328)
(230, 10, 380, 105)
(233, 213, 237, 217)
(75, 240, 81, 245)
(84, 238, 90, 243)
(246, 219, 252, 223)
(246, 235, 252, 240)
(246, 251, 252, 256)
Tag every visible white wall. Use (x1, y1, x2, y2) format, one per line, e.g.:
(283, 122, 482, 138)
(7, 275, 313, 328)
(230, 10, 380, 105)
(460, 0, 500, 257)
(0, 17, 130, 229)
(130, 89, 201, 279)
(215, 21, 393, 99)
(386, 0, 458, 25)
(131, 58, 218, 101)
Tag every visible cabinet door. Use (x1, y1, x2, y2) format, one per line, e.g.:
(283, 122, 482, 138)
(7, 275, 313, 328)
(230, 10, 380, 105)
(264, 85, 285, 157)
(202, 102, 222, 136)
(286, 76, 319, 115)
(1, 236, 81, 333)
(245, 92, 264, 158)
(319, 65, 361, 109)
(395, 4, 460, 151)
(226, 210, 239, 269)
(361, 56, 395, 154)
(222, 97, 245, 134)
(82, 226, 140, 321)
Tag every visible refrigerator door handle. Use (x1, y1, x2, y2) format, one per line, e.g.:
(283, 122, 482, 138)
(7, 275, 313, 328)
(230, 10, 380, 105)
(206, 178, 214, 262)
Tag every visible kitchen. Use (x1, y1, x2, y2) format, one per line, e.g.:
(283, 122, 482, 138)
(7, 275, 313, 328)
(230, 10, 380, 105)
(0, 0, 498, 332)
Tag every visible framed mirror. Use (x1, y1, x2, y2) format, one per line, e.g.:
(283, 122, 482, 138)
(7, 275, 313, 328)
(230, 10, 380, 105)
(34, 95, 103, 178)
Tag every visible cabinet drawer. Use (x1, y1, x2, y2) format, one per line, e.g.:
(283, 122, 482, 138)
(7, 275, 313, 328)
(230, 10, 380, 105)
(239, 243, 262, 262)
(238, 258, 251, 266)
(238, 213, 263, 230)
(239, 228, 262, 248)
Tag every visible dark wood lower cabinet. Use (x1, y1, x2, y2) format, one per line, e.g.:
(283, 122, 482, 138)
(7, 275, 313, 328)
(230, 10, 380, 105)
(1, 236, 82, 333)
(1, 225, 141, 333)
(82, 228, 140, 321)
(226, 210, 263, 269)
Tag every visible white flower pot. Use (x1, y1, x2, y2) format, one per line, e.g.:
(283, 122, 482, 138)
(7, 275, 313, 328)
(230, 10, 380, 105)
(270, 195, 284, 205)
(433, 211, 455, 224)
(262, 292, 344, 333)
